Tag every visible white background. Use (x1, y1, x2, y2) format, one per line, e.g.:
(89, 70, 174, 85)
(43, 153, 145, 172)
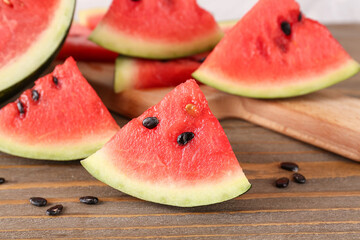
(76, 0, 360, 24)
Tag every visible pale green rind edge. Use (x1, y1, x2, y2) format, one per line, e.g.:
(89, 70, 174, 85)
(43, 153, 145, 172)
(0, 130, 118, 161)
(193, 59, 360, 99)
(89, 24, 224, 60)
(218, 19, 238, 29)
(81, 149, 251, 207)
(0, 0, 76, 96)
(114, 56, 137, 93)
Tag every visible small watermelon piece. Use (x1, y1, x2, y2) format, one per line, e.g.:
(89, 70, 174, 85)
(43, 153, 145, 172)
(0, 58, 120, 161)
(193, 0, 360, 98)
(82, 80, 251, 207)
(89, 0, 224, 59)
(57, 24, 118, 62)
(114, 55, 206, 92)
(0, 0, 75, 100)
(78, 8, 107, 30)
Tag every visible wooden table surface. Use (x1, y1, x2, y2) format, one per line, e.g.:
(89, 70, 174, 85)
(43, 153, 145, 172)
(1, 25, 360, 240)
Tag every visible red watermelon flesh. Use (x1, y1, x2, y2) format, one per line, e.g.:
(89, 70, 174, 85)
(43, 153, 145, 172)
(114, 54, 208, 92)
(0, 57, 119, 160)
(0, 0, 75, 98)
(193, 0, 360, 98)
(82, 80, 251, 207)
(0, 1, 58, 67)
(57, 24, 118, 62)
(89, 0, 223, 59)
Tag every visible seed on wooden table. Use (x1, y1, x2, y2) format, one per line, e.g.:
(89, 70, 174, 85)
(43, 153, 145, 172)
(0, 178, 5, 184)
(46, 205, 63, 216)
(280, 162, 299, 172)
(29, 197, 47, 207)
(293, 173, 306, 184)
(275, 177, 289, 188)
(79, 196, 99, 205)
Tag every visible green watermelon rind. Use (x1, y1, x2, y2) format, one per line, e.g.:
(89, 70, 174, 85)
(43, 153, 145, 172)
(0, 130, 117, 161)
(193, 59, 360, 99)
(81, 149, 252, 207)
(0, 0, 75, 100)
(114, 56, 137, 93)
(89, 24, 224, 60)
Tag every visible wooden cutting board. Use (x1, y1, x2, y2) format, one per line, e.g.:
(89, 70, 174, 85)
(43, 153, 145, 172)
(77, 60, 360, 162)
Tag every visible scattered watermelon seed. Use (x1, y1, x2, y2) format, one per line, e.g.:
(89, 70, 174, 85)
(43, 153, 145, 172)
(17, 101, 25, 115)
(0, 178, 5, 184)
(298, 12, 303, 21)
(31, 90, 40, 101)
(52, 76, 59, 85)
(79, 196, 99, 205)
(177, 132, 195, 146)
(46, 205, 63, 216)
(29, 197, 47, 207)
(293, 173, 306, 184)
(142, 117, 159, 129)
(275, 177, 289, 188)
(280, 162, 299, 172)
(281, 21, 291, 36)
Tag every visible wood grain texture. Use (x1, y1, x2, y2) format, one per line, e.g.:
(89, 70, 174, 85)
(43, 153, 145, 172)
(0, 25, 360, 240)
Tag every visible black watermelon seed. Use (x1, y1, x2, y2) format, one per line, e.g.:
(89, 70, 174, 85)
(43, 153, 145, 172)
(52, 76, 59, 85)
(31, 90, 40, 101)
(293, 173, 306, 184)
(79, 196, 99, 205)
(0, 178, 5, 184)
(281, 21, 291, 36)
(46, 205, 63, 216)
(280, 162, 299, 172)
(177, 132, 195, 146)
(17, 101, 25, 115)
(198, 57, 206, 63)
(275, 177, 289, 188)
(142, 117, 159, 129)
(29, 197, 47, 207)
(298, 12, 303, 21)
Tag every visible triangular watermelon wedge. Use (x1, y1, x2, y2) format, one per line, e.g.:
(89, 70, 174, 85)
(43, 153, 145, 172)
(193, 0, 360, 98)
(82, 80, 251, 207)
(0, 58, 120, 161)
(89, 0, 223, 59)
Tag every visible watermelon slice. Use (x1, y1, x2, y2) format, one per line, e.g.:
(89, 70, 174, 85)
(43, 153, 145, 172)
(57, 24, 118, 62)
(114, 55, 206, 92)
(0, 58, 120, 161)
(193, 0, 360, 98)
(89, 0, 224, 59)
(0, 0, 75, 99)
(78, 8, 107, 30)
(82, 80, 251, 207)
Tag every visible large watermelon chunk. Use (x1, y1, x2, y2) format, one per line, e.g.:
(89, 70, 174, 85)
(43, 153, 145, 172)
(89, 0, 223, 59)
(82, 80, 251, 207)
(0, 0, 75, 100)
(114, 54, 206, 92)
(0, 58, 120, 161)
(193, 0, 360, 98)
(57, 24, 118, 62)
